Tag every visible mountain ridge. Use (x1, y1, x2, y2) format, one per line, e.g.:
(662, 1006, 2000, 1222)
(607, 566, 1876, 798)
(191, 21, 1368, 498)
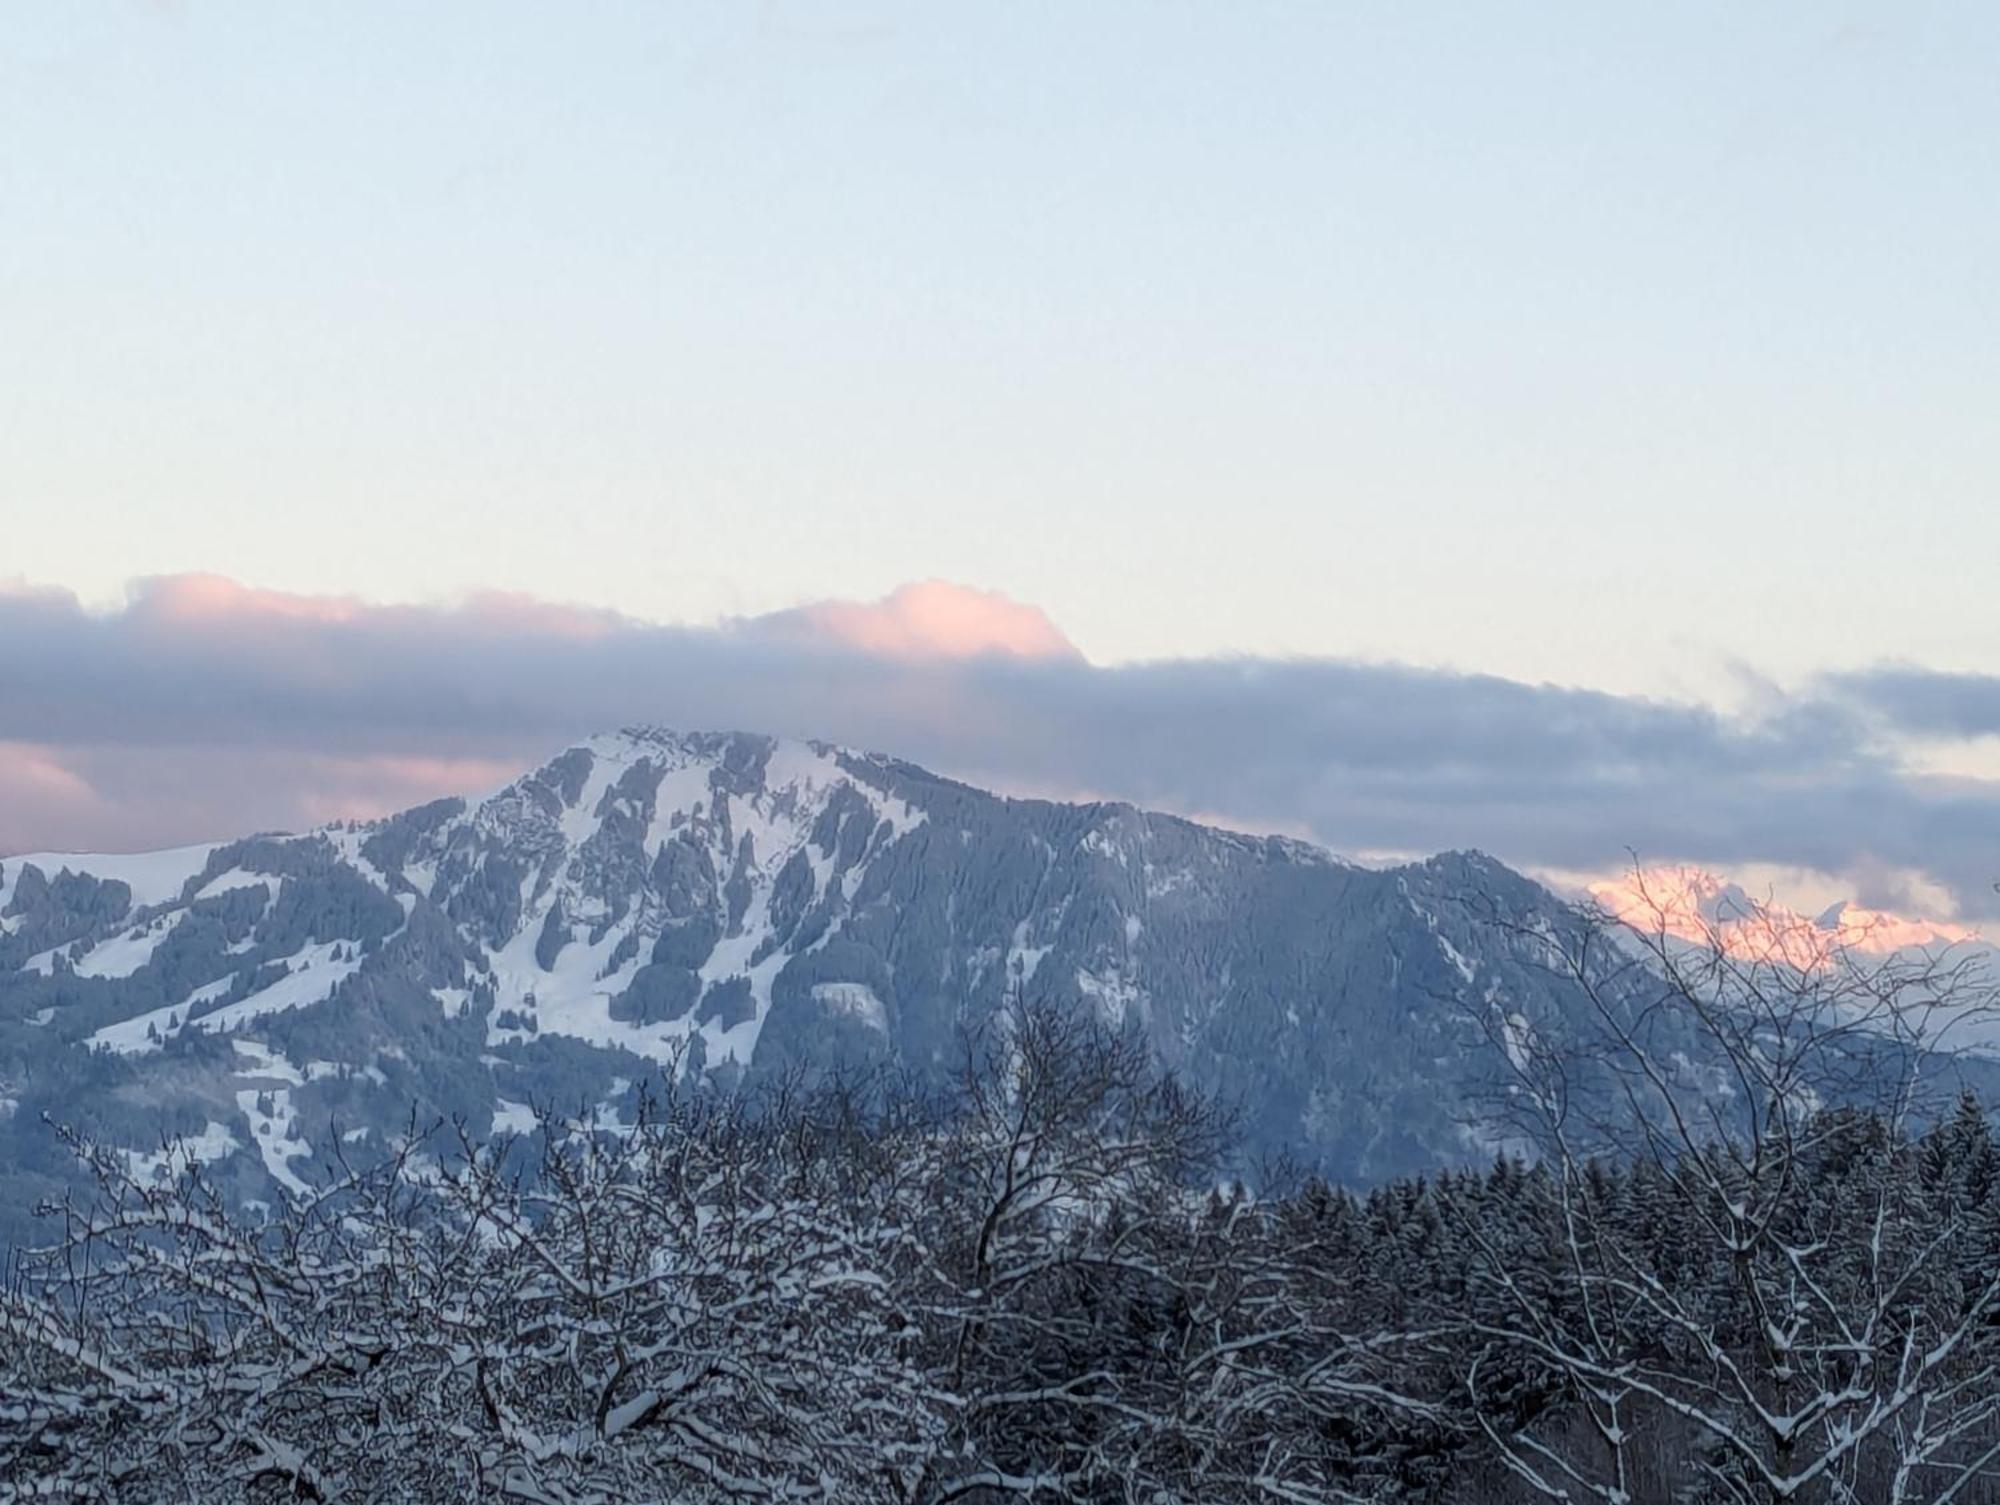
(0, 725, 1943, 1247)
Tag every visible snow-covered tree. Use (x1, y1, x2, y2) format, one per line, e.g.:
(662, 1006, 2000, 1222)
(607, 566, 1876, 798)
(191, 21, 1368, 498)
(0, 1095, 939, 1502)
(1460, 875, 2000, 1504)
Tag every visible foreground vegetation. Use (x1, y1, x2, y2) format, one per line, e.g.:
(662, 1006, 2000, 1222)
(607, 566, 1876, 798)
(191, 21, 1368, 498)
(6, 896, 2000, 1503)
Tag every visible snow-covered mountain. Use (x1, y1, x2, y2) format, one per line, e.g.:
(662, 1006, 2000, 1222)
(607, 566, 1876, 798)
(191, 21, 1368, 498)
(0, 727, 1976, 1245)
(1585, 865, 1983, 960)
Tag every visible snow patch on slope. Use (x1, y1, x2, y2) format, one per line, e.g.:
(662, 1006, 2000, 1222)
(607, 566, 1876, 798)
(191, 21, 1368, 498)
(91, 941, 366, 1054)
(812, 982, 888, 1032)
(0, 843, 220, 913)
(122, 1122, 241, 1186)
(192, 869, 278, 905)
(73, 915, 185, 980)
(235, 1086, 313, 1197)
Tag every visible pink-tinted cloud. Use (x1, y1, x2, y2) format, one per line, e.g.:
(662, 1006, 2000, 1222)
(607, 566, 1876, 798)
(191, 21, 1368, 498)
(131, 573, 370, 628)
(0, 742, 106, 854)
(0, 575, 1083, 849)
(0, 744, 525, 857)
(288, 754, 528, 825)
(8, 571, 2000, 922)
(124, 574, 628, 642)
(755, 580, 1083, 662)
(0, 743, 99, 803)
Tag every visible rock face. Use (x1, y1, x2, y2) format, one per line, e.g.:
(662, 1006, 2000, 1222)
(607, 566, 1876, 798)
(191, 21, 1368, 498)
(0, 728, 1644, 1241)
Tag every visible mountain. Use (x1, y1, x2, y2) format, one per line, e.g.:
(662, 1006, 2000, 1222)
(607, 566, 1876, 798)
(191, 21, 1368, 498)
(1585, 865, 1984, 959)
(0, 727, 1969, 1245)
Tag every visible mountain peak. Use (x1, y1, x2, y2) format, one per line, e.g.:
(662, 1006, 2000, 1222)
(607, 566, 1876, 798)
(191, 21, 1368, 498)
(0, 727, 1658, 1242)
(1585, 865, 1980, 958)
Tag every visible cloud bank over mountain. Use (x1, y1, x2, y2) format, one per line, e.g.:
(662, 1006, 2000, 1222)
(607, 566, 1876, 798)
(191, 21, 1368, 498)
(4, 574, 1997, 917)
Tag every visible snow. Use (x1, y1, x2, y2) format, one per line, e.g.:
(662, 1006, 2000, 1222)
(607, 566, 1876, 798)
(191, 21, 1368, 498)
(723, 790, 794, 878)
(812, 982, 888, 1033)
(1007, 920, 1051, 989)
(475, 734, 927, 1074)
(91, 1000, 186, 1053)
(476, 733, 918, 1071)
(184, 975, 233, 1008)
(492, 1098, 539, 1135)
(35, 732, 946, 1090)
(0, 842, 218, 913)
(91, 941, 365, 1055)
(235, 1085, 314, 1196)
(1436, 933, 1477, 985)
(593, 1078, 636, 1134)
(73, 915, 184, 979)
(324, 827, 393, 892)
(765, 738, 926, 842)
(560, 744, 621, 846)
(1075, 966, 1144, 1028)
(233, 1038, 304, 1085)
(192, 868, 278, 904)
(695, 869, 791, 1065)
(1081, 828, 1128, 864)
(482, 890, 786, 1069)
(195, 944, 363, 1034)
(485, 908, 651, 1054)
(121, 1121, 240, 1184)
(483, 899, 767, 1069)
(641, 761, 723, 852)
(1406, 895, 1478, 986)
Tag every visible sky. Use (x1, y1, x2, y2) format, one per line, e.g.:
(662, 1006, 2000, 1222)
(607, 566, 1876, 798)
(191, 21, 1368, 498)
(5, 5, 2000, 916)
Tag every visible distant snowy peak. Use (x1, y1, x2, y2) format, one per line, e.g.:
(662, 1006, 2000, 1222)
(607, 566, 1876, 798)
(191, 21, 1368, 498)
(1585, 865, 1982, 960)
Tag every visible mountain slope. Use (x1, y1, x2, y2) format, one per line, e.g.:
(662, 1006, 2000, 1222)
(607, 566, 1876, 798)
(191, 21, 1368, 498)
(0, 728, 1815, 1239)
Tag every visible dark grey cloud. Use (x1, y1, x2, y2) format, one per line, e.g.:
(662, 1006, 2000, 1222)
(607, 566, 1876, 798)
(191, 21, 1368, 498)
(4, 577, 1998, 917)
(1829, 665, 2000, 740)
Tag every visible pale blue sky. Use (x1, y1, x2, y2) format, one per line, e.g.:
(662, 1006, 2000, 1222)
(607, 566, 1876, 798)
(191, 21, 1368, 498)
(4, 3, 1996, 694)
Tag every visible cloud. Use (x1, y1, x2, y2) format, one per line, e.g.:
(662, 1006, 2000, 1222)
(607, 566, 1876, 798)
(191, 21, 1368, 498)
(747, 580, 1081, 662)
(0, 742, 105, 854)
(133, 573, 371, 628)
(125, 573, 628, 642)
(1829, 665, 2000, 739)
(4, 574, 1999, 918)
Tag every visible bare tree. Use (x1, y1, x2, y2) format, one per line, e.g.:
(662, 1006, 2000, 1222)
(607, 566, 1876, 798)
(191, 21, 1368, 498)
(902, 999, 1438, 1504)
(1459, 871, 2000, 1504)
(0, 1092, 938, 1502)
(15, 952, 1992, 1505)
